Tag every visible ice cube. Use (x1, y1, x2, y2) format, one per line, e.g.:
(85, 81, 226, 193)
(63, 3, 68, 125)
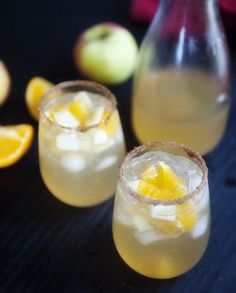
(197, 187, 209, 211)
(74, 91, 93, 108)
(128, 180, 139, 191)
(93, 139, 114, 153)
(188, 171, 202, 192)
(114, 126, 124, 144)
(75, 132, 92, 152)
(191, 215, 208, 239)
(61, 154, 86, 172)
(115, 209, 132, 226)
(150, 205, 176, 221)
(134, 230, 169, 245)
(56, 132, 80, 151)
(132, 215, 152, 232)
(86, 129, 114, 153)
(95, 156, 118, 171)
(93, 129, 109, 145)
(86, 106, 104, 126)
(54, 110, 79, 128)
(135, 227, 181, 244)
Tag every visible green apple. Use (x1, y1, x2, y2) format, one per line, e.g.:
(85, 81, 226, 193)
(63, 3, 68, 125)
(74, 23, 138, 85)
(0, 60, 11, 106)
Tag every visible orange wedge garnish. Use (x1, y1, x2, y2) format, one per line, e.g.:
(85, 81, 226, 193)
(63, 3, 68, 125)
(69, 99, 88, 126)
(0, 124, 34, 168)
(137, 162, 197, 233)
(138, 162, 187, 200)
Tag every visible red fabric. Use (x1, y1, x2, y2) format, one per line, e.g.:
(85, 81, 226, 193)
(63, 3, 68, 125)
(130, 0, 236, 31)
(130, 0, 159, 23)
(220, 0, 236, 14)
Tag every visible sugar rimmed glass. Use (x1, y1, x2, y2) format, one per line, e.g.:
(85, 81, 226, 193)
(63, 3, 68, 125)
(112, 142, 210, 279)
(39, 80, 126, 207)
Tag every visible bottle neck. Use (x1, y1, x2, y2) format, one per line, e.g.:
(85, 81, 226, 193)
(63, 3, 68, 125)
(155, 0, 218, 37)
(160, 0, 215, 10)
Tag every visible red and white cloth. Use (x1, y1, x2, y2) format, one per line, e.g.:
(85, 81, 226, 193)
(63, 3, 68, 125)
(130, 0, 236, 32)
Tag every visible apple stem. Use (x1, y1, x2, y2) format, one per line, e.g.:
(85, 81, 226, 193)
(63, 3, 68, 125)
(100, 31, 110, 40)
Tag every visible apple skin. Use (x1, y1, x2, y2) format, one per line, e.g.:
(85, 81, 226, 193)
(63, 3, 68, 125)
(0, 60, 11, 106)
(74, 22, 138, 85)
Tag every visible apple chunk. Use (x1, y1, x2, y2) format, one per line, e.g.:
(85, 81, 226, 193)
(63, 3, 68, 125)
(0, 60, 11, 106)
(74, 22, 138, 85)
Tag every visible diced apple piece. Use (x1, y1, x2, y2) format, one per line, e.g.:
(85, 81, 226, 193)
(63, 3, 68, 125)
(54, 110, 79, 128)
(150, 205, 176, 221)
(86, 106, 104, 126)
(73, 91, 93, 108)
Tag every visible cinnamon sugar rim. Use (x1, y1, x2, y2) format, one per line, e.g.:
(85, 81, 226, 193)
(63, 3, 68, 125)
(119, 142, 208, 206)
(39, 80, 117, 132)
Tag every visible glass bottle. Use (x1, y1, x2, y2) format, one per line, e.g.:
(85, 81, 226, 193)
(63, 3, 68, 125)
(132, 0, 230, 155)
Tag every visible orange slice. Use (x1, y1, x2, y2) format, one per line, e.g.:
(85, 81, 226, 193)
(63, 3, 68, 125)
(136, 161, 197, 233)
(100, 110, 119, 137)
(69, 100, 87, 126)
(25, 77, 54, 120)
(0, 124, 34, 168)
(137, 180, 157, 197)
(147, 162, 186, 192)
(176, 201, 198, 232)
(138, 162, 187, 200)
(157, 201, 198, 235)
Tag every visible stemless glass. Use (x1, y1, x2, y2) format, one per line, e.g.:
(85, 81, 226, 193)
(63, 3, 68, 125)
(39, 80, 126, 207)
(113, 142, 210, 279)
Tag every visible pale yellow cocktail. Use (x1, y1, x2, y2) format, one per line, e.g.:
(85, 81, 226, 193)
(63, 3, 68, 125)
(113, 142, 210, 278)
(39, 81, 126, 207)
(132, 68, 229, 154)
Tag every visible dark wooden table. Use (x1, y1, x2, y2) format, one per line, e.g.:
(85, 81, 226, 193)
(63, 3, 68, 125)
(0, 0, 236, 292)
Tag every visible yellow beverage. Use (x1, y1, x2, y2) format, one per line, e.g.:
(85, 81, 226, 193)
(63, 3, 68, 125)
(132, 68, 229, 154)
(39, 81, 126, 207)
(112, 142, 210, 279)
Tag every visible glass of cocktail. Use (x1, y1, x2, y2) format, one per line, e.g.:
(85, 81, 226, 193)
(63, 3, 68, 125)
(39, 80, 126, 207)
(113, 142, 210, 279)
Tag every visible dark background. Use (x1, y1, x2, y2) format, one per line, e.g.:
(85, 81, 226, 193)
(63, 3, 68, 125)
(0, 0, 236, 292)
